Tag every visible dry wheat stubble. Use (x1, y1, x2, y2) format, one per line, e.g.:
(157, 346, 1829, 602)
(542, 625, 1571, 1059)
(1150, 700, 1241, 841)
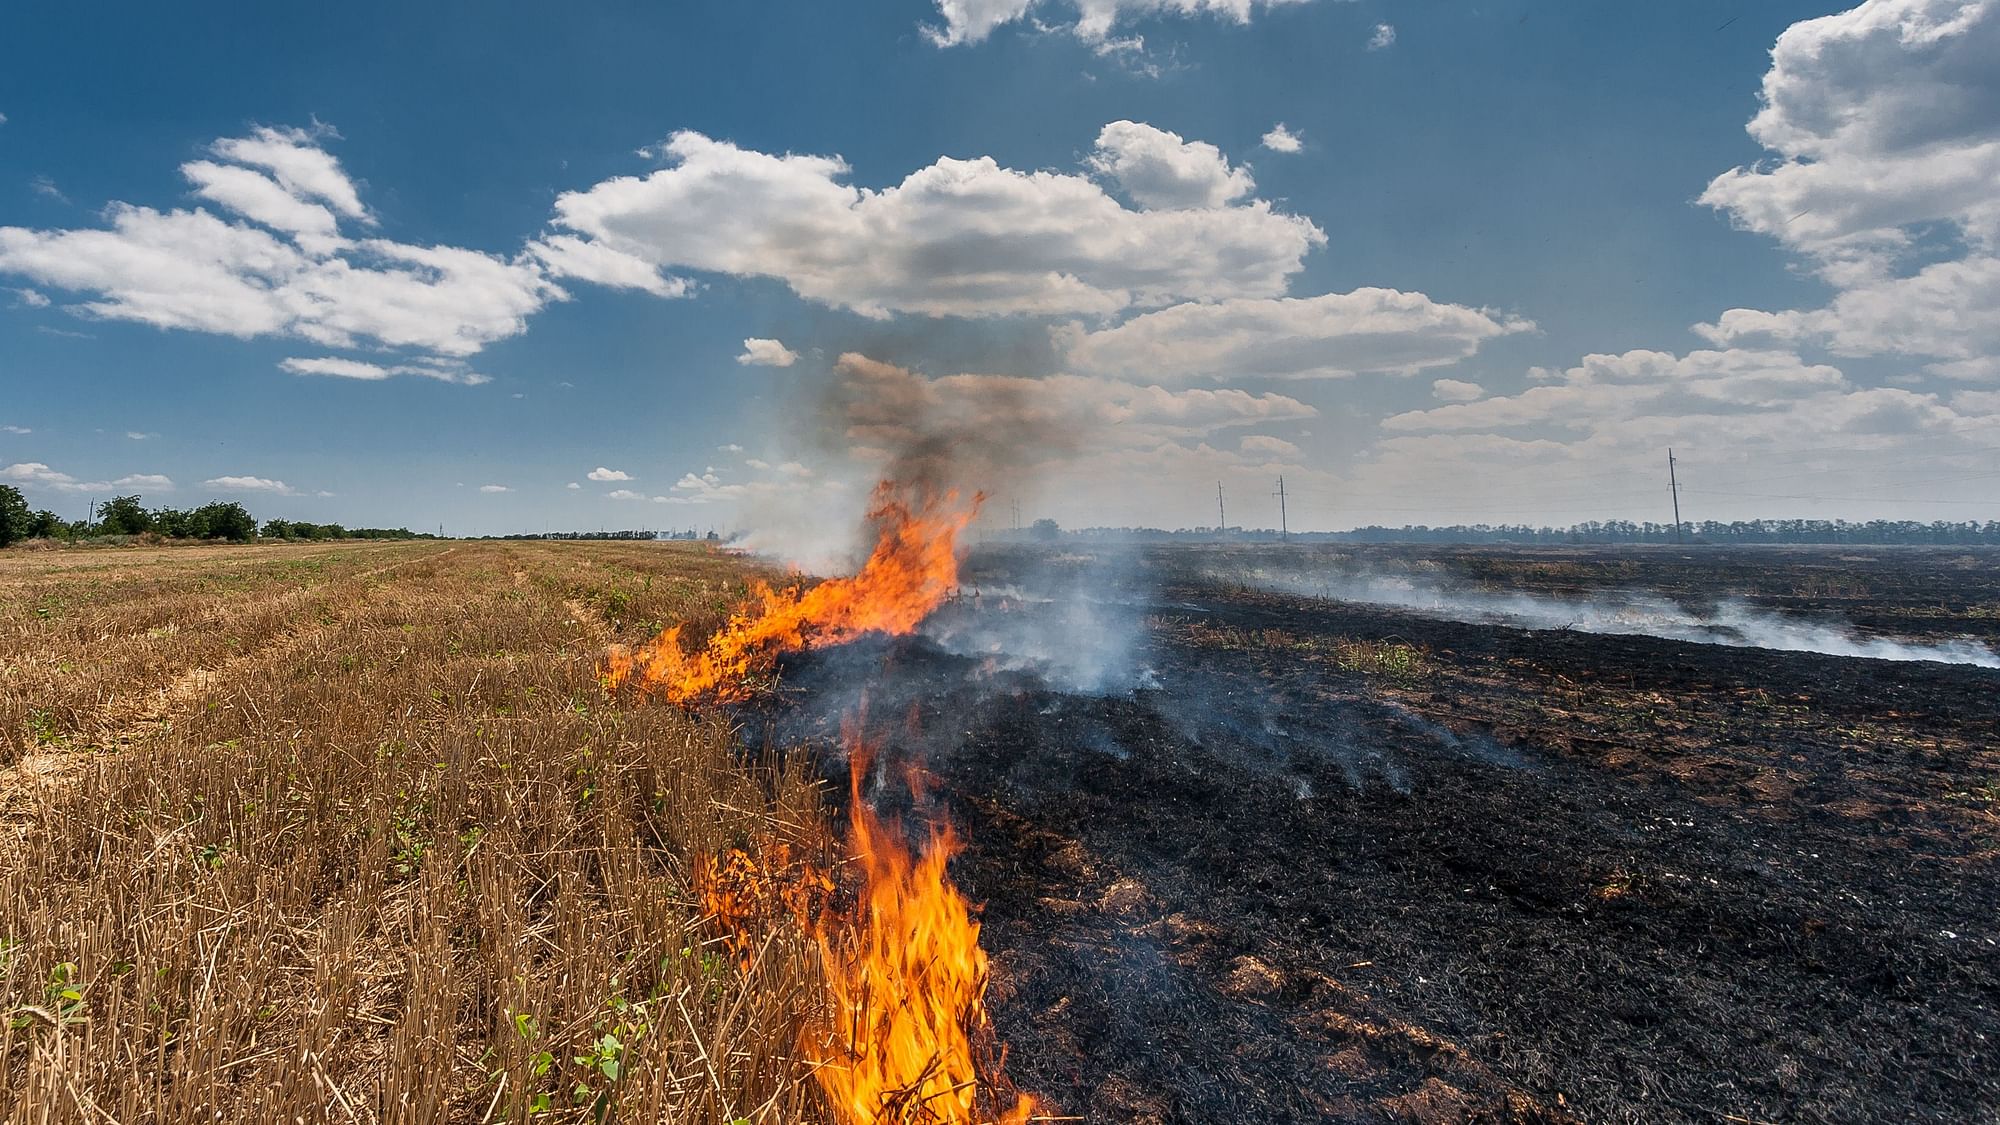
(0, 541, 836, 1124)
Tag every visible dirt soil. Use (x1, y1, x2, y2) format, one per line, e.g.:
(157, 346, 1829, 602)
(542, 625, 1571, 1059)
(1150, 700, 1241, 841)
(760, 545, 2000, 1124)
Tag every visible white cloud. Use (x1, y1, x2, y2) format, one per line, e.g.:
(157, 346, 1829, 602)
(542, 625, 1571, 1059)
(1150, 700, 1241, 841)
(278, 356, 492, 385)
(0, 124, 670, 373)
(1432, 378, 1485, 402)
(1060, 288, 1533, 381)
(587, 466, 633, 481)
(203, 475, 296, 495)
(1088, 120, 1254, 210)
(1240, 433, 1300, 459)
(526, 234, 687, 298)
(1344, 346, 2000, 526)
(1383, 349, 1851, 434)
(9, 287, 49, 308)
(1928, 356, 2000, 381)
(1950, 389, 2000, 414)
(478, 484, 512, 493)
(606, 488, 648, 501)
(30, 177, 66, 203)
(209, 126, 370, 221)
(717, 443, 744, 453)
(1698, 0, 2000, 361)
(1367, 22, 1395, 50)
(125, 431, 157, 440)
(181, 160, 341, 244)
(737, 337, 799, 366)
(1, 425, 29, 434)
(926, 0, 1036, 44)
(3, 462, 174, 493)
(925, 0, 1317, 47)
(566, 481, 581, 489)
(1697, 253, 2000, 362)
(547, 128, 1323, 319)
(1260, 124, 1303, 153)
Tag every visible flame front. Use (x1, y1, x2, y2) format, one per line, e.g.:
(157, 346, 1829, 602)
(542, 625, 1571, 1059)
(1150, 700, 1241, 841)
(806, 735, 1038, 1125)
(641, 479, 1038, 1120)
(606, 482, 978, 704)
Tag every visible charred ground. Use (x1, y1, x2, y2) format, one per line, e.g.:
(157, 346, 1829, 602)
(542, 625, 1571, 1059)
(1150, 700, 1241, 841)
(762, 544, 2000, 1124)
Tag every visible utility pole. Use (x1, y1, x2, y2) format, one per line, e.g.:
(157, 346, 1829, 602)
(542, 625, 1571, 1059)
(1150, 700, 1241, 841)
(1667, 448, 1684, 545)
(1273, 476, 1288, 541)
(1216, 481, 1226, 537)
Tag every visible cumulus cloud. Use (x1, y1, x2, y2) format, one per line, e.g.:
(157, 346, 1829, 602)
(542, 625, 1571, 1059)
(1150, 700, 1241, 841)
(3, 462, 173, 493)
(1367, 22, 1395, 50)
(278, 355, 493, 385)
(1696, 253, 2000, 362)
(587, 466, 633, 481)
(566, 481, 582, 489)
(526, 234, 687, 298)
(1384, 349, 1852, 435)
(0, 124, 675, 379)
(546, 128, 1323, 319)
(925, 0, 1317, 47)
(1432, 378, 1485, 402)
(737, 337, 799, 366)
(1240, 433, 1301, 459)
(1060, 288, 1533, 381)
(478, 484, 512, 493)
(1088, 120, 1254, 210)
(9, 287, 49, 308)
(1260, 124, 1303, 153)
(1698, 0, 2000, 361)
(606, 488, 648, 501)
(204, 475, 296, 495)
(1346, 346, 2000, 525)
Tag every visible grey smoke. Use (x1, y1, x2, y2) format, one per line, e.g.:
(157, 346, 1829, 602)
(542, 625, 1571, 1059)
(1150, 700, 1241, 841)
(1213, 564, 2000, 669)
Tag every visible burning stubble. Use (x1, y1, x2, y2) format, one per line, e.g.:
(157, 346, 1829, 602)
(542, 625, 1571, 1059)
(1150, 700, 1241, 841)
(605, 483, 981, 703)
(606, 480, 1044, 1124)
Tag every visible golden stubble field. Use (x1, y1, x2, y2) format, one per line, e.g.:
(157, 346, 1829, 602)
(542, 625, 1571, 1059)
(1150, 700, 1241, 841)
(0, 541, 841, 1124)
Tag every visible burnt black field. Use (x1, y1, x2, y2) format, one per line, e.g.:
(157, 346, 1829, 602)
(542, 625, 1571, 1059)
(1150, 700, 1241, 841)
(760, 544, 2000, 1124)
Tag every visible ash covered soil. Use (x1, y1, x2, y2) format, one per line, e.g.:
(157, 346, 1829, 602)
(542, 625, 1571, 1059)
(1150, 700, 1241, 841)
(766, 544, 2000, 1124)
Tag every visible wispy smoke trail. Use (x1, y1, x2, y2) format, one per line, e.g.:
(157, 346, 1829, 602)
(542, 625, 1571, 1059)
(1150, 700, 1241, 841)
(1216, 566, 2000, 669)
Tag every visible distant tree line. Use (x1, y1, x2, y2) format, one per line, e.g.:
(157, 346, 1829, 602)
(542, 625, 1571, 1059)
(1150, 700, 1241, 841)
(1037, 518, 2000, 546)
(1334, 519, 2000, 545)
(0, 487, 432, 546)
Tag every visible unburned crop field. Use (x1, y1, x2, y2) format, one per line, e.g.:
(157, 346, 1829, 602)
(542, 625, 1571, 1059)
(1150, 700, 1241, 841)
(3, 540, 1997, 1124)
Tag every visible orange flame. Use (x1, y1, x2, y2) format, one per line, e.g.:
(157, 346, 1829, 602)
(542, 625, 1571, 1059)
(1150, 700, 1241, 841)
(806, 730, 1038, 1125)
(647, 480, 1039, 1120)
(605, 482, 979, 705)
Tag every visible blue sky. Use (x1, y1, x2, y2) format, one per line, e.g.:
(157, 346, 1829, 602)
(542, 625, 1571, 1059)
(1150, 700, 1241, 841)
(4, 0, 1998, 539)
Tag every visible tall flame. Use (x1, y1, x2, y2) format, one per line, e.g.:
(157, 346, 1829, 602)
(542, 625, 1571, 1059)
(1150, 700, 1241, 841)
(639, 479, 1040, 1120)
(605, 482, 979, 704)
(806, 730, 1038, 1125)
